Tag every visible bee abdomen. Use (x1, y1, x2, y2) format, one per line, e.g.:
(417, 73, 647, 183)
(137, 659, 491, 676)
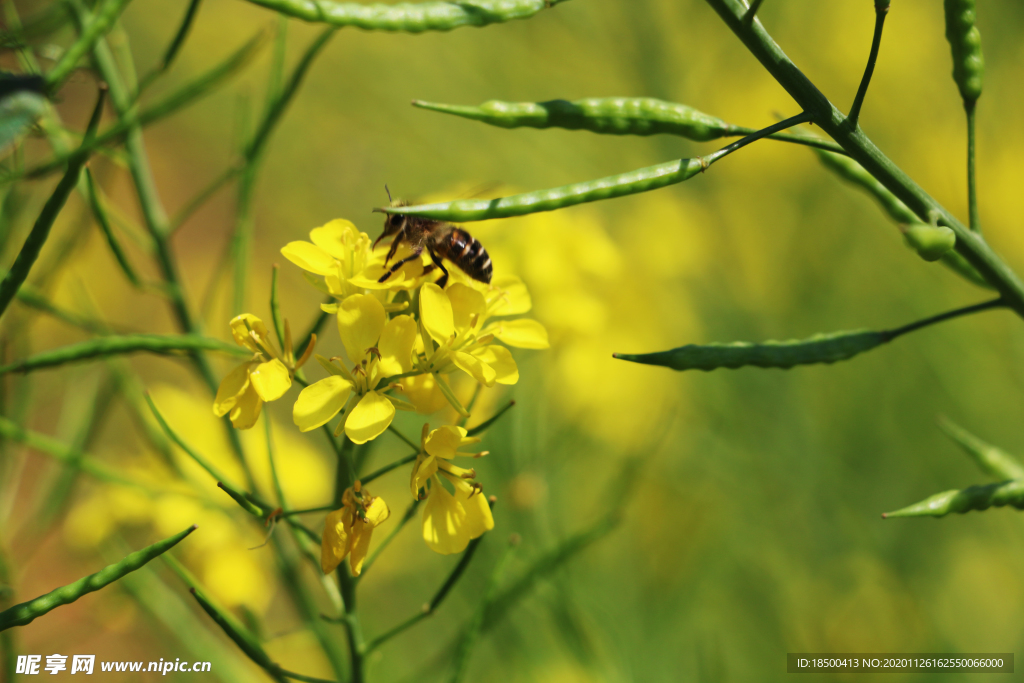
(438, 228, 493, 284)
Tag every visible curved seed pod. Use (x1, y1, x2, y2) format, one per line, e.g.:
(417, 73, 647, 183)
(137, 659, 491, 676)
(883, 480, 1024, 519)
(937, 416, 1024, 481)
(243, 0, 567, 32)
(381, 157, 705, 221)
(0, 525, 196, 630)
(944, 0, 983, 103)
(816, 149, 992, 289)
(903, 223, 956, 262)
(0, 334, 250, 375)
(613, 330, 886, 372)
(414, 97, 737, 141)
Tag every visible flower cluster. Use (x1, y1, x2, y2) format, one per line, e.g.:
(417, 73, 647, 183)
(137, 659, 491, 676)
(214, 216, 547, 564)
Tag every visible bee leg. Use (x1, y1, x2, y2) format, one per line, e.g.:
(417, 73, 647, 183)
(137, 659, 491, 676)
(428, 249, 449, 289)
(383, 228, 406, 266)
(377, 246, 423, 283)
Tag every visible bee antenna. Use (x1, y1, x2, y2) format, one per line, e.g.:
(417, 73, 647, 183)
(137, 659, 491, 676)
(385, 184, 393, 203)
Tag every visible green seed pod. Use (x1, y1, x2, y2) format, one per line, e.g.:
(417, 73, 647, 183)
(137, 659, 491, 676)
(414, 97, 736, 142)
(937, 417, 1024, 481)
(816, 149, 991, 289)
(0, 526, 197, 630)
(613, 330, 886, 372)
(0, 334, 251, 375)
(383, 157, 705, 221)
(883, 479, 1024, 519)
(944, 0, 984, 103)
(244, 0, 567, 32)
(903, 223, 956, 262)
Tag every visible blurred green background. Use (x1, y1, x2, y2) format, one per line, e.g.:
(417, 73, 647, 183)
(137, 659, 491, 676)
(4, 0, 1024, 680)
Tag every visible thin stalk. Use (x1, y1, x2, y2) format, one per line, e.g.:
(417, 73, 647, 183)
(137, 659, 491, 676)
(357, 500, 419, 578)
(133, 0, 202, 97)
(387, 424, 419, 451)
(449, 539, 516, 683)
(704, 0, 1024, 318)
(701, 111, 812, 167)
(881, 298, 1004, 341)
(300, 309, 331, 357)
(0, 87, 104, 320)
(847, 1, 890, 129)
(363, 521, 489, 654)
(743, 0, 765, 23)
(360, 452, 417, 485)
(168, 163, 241, 234)
(966, 100, 980, 233)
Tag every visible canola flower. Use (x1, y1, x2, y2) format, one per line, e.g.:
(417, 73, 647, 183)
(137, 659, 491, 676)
(211, 215, 548, 564)
(321, 482, 390, 575)
(411, 424, 494, 554)
(278, 217, 548, 432)
(214, 314, 315, 429)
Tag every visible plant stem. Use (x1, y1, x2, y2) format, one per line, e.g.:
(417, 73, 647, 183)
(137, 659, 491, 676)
(848, 0, 890, 129)
(966, 99, 980, 233)
(360, 452, 417, 485)
(881, 298, 1004, 342)
(704, 0, 1024, 318)
(701, 111, 812, 167)
(743, 0, 765, 23)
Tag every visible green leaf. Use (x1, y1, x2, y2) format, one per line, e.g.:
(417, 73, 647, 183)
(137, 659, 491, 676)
(883, 480, 1024, 519)
(614, 330, 886, 372)
(0, 525, 196, 631)
(0, 334, 250, 375)
(937, 417, 1024, 481)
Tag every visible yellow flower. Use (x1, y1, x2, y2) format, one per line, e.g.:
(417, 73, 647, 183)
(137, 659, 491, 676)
(214, 314, 314, 429)
(281, 219, 373, 300)
(410, 424, 493, 554)
(292, 294, 416, 443)
(415, 280, 548, 410)
(282, 218, 428, 297)
(321, 483, 390, 576)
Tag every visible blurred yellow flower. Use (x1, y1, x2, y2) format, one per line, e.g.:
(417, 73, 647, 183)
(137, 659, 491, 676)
(321, 484, 390, 576)
(214, 313, 314, 429)
(410, 424, 493, 555)
(293, 294, 416, 443)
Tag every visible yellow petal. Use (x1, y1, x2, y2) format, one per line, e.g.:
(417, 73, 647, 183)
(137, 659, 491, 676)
(446, 283, 486, 333)
(213, 362, 252, 417)
(453, 478, 494, 540)
(337, 294, 385, 362)
(349, 520, 372, 576)
(378, 315, 417, 376)
(482, 319, 549, 349)
(293, 376, 352, 432)
(229, 383, 263, 429)
(424, 425, 470, 460)
(249, 359, 291, 401)
(229, 313, 267, 351)
(364, 495, 390, 527)
(345, 391, 395, 444)
(487, 274, 532, 316)
(419, 283, 454, 345)
(402, 374, 449, 414)
(422, 482, 469, 555)
(410, 454, 438, 497)
(471, 345, 518, 385)
(281, 241, 337, 276)
(310, 219, 360, 261)
(452, 350, 497, 387)
(321, 508, 351, 574)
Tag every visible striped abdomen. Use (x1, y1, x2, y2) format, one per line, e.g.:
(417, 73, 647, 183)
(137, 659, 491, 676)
(434, 227, 493, 284)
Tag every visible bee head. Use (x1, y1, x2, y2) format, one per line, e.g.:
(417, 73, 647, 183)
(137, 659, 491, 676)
(374, 187, 408, 248)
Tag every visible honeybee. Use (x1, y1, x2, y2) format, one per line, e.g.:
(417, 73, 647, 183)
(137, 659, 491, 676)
(374, 188, 493, 289)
